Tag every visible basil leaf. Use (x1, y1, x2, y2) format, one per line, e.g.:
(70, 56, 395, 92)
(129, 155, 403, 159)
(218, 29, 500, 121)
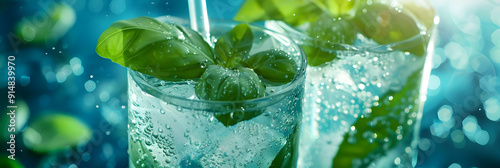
(332, 70, 423, 167)
(22, 113, 92, 153)
(270, 124, 299, 168)
(195, 65, 266, 126)
(96, 16, 214, 81)
(214, 23, 253, 68)
(304, 15, 358, 66)
(352, 3, 426, 56)
(243, 49, 297, 85)
(15, 3, 75, 44)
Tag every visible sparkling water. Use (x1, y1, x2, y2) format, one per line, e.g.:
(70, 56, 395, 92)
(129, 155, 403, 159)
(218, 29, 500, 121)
(299, 47, 427, 167)
(127, 20, 306, 168)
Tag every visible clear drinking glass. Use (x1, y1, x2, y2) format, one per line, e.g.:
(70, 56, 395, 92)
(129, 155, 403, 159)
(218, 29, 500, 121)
(263, 1, 438, 167)
(127, 16, 306, 168)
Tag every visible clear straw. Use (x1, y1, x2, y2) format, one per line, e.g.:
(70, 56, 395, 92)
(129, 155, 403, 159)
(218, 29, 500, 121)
(188, 0, 210, 42)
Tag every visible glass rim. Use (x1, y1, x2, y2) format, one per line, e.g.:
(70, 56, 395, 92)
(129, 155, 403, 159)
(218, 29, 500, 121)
(128, 16, 307, 111)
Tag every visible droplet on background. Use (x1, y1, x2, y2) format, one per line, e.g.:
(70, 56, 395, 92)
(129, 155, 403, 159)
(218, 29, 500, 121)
(438, 105, 453, 122)
(475, 130, 490, 145)
(450, 130, 464, 143)
(56, 71, 67, 83)
(85, 80, 97, 92)
(100, 91, 110, 102)
(462, 115, 478, 133)
(490, 47, 500, 64)
(491, 29, 500, 47)
(109, 0, 126, 15)
(70, 57, 84, 76)
(448, 163, 462, 168)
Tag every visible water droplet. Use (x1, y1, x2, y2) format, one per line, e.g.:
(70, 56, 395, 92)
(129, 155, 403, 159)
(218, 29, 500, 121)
(160, 109, 166, 114)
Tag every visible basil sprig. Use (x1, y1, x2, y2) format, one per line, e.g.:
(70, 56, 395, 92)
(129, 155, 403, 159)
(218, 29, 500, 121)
(96, 16, 215, 81)
(96, 17, 298, 126)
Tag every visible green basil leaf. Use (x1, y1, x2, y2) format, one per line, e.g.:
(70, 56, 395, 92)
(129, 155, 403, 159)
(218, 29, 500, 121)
(195, 65, 266, 126)
(243, 49, 297, 85)
(1, 99, 29, 140)
(214, 23, 253, 68)
(332, 70, 423, 167)
(0, 157, 24, 168)
(352, 3, 426, 56)
(22, 113, 92, 153)
(304, 15, 358, 66)
(96, 16, 215, 81)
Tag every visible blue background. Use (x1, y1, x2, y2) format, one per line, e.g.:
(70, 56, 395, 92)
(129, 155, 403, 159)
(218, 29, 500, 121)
(1, 0, 499, 167)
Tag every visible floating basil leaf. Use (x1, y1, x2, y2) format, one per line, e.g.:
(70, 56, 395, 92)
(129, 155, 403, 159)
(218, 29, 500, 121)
(332, 70, 422, 167)
(270, 124, 299, 168)
(96, 16, 214, 81)
(214, 23, 253, 68)
(243, 49, 297, 85)
(304, 15, 358, 66)
(195, 65, 266, 126)
(352, 3, 426, 56)
(22, 113, 92, 153)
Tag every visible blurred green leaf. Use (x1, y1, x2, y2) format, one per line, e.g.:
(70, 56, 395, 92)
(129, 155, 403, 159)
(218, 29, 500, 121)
(15, 3, 75, 44)
(332, 70, 423, 167)
(195, 65, 266, 126)
(243, 49, 297, 85)
(22, 113, 92, 153)
(129, 136, 156, 167)
(235, 0, 325, 26)
(0, 157, 24, 168)
(304, 15, 358, 66)
(1, 99, 29, 140)
(215, 23, 253, 68)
